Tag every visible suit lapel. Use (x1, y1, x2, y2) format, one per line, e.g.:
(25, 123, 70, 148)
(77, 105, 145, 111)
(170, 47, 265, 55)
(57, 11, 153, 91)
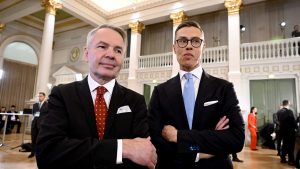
(166, 74, 190, 129)
(104, 82, 124, 137)
(77, 77, 98, 137)
(192, 70, 210, 129)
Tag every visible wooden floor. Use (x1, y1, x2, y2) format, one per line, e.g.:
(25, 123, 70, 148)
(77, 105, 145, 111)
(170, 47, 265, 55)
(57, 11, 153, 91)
(0, 133, 296, 169)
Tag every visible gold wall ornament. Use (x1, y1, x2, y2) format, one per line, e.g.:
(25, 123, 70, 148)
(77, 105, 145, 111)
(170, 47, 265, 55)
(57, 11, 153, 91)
(0, 23, 6, 33)
(170, 11, 188, 25)
(224, 0, 242, 15)
(129, 21, 145, 34)
(70, 47, 80, 62)
(41, 0, 63, 15)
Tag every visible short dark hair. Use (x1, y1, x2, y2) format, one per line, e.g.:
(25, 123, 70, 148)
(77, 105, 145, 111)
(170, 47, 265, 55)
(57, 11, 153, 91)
(39, 92, 46, 96)
(174, 20, 205, 42)
(11, 105, 16, 108)
(282, 100, 289, 106)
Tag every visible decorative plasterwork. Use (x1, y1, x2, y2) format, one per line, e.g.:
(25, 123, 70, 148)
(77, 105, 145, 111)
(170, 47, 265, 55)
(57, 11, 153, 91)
(129, 21, 145, 34)
(0, 23, 5, 32)
(41, 0, 63, 15)
(224, 0, 242, 15)
(77, 0, 178, 19)
(241, 63, 300, 74)
(170, 10, 188, 25)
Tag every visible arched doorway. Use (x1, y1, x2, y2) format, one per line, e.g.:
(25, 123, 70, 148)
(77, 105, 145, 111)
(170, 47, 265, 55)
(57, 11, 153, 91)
(0, 41, 38, 111)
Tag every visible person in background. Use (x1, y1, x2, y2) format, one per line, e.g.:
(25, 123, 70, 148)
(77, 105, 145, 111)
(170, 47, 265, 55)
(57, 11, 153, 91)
(292, 25, 300, 55)
(0, 106, 7, 131)
(7, 105, 21, 133)
(292, 25, 300, 37)
(148, 20, 245, 169)
(277, 100, 296, 165)
(36, 24, 157, 169)
(273, 106, 282, 156)
(28, 92, 48, 158)
(248, 106, 258, 150)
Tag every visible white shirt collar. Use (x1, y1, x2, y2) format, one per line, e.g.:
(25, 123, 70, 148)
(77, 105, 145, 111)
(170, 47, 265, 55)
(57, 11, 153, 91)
(179, 65, 203, 80)
(88, 74, 115, 94)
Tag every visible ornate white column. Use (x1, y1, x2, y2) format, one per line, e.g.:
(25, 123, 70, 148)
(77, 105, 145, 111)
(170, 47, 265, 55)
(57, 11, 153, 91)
(127, 21, 144, 94)
(225, 0, 242, 100)
(170, 11, 188, 77)
(0, 23, 6, 71)
(36, 0, 62, 95)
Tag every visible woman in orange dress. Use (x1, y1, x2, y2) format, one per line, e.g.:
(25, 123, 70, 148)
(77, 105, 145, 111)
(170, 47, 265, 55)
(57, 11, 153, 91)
(248, 107, 258, 150)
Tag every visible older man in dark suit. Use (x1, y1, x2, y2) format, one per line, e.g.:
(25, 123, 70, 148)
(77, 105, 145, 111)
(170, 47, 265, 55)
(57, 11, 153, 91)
(148, 21, 245, 169)
(36, 25, 157, 169)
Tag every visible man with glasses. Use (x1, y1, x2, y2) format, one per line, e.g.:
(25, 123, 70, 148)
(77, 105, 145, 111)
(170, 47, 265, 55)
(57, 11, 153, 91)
(148, 20, 245, 169)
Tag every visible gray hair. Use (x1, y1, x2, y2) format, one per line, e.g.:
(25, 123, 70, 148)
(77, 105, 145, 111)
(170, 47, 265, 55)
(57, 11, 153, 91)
(86, 24, 127, 50)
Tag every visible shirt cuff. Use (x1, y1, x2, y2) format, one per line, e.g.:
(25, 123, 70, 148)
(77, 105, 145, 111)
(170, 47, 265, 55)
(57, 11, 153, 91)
(116, 139, 123, 164)
(195, 153, 200, 162)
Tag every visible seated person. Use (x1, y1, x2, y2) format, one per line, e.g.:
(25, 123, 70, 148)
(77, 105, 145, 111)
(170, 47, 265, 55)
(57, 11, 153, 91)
(260, 123, 276, 149)
(7, 105, 21, 133)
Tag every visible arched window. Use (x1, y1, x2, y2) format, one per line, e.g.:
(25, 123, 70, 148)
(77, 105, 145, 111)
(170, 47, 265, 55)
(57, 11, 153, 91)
(3, 42, 38, 65)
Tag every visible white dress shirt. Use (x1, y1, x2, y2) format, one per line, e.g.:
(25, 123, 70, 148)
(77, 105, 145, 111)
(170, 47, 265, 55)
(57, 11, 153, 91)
(179, 65, 203, 99)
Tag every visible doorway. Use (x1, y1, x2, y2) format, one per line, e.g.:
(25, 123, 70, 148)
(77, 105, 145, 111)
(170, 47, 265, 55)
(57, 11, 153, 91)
(250, 78, 297, 129)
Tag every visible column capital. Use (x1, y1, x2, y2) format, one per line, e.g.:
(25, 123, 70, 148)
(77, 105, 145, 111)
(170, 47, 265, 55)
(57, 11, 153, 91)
(0, 23, 6, 33)
(41, 0, 63, 15)
(170, 11, 188, 25)
(129, 21, 145, 34)
(224, 0, 242, 15)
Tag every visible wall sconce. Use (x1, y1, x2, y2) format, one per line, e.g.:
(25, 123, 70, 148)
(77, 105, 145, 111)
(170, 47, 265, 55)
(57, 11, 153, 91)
(280, 21, 286, 38)
(240, 25, 246, 32)
(0, 69, 3, 79)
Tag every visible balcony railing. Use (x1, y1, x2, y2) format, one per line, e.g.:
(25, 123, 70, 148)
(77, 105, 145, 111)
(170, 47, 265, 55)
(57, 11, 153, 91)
(122, 57, 130, 69)
(138, 52, 173, 68)
(241, 37, 300, 61)
(121, 37, 300, 69)
(202, 46, 228, 64)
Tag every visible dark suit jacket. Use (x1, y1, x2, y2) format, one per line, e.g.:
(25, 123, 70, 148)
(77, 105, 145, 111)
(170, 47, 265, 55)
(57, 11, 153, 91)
(32, 101, 48, 129)
(36, 77, 148, 169)
(149, 71, 245, 169)
(277, 108, 296, 135)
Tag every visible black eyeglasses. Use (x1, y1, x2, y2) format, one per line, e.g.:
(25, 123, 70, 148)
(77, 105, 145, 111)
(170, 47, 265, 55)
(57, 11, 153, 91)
(176, 38, 203, 48)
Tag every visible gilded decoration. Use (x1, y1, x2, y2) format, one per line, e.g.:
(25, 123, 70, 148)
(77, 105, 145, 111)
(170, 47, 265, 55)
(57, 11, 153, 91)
(129, 21, 145, 34)
(224, 0, 242, 15)
(0, 23, 6, 33)
(41, 0, 63, 15)
(70, 47, 80, 62)
(170, 11, 188, 25)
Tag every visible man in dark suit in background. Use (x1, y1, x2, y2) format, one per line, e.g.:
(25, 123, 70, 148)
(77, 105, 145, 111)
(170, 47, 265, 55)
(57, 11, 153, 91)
(36, 25, 157, 169)
(28, 92, 48, 158)
(148, 21, 245, 169)
(277, 100, 296, 165)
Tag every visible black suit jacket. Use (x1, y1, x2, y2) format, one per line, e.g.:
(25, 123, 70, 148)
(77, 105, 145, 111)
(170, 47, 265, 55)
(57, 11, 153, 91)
(277, 108, 296, 135)
(36, 77, 148, 169)
(32, 101, 48, 128)
(149, 71, 245, 169)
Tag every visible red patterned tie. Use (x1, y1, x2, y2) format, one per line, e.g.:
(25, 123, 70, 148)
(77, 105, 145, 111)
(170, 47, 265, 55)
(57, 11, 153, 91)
(94, 86, 107, 140)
